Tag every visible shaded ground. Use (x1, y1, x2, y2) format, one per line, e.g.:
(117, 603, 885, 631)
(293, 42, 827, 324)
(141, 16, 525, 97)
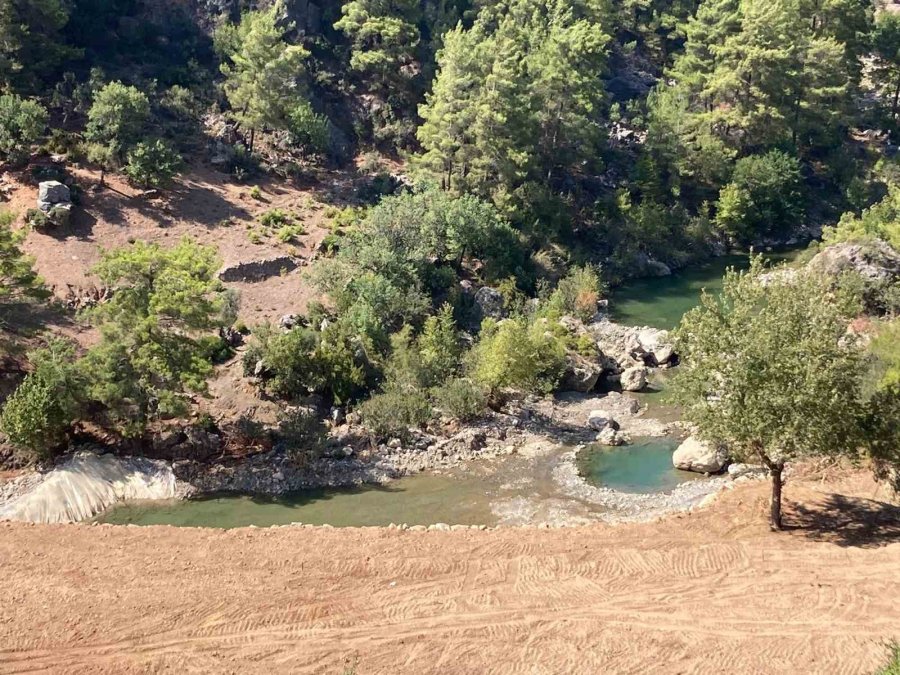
(1, 467, 898, 674)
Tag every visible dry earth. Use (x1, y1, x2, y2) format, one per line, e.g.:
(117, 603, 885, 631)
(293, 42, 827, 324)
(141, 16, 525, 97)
(1, 467, 899, 674)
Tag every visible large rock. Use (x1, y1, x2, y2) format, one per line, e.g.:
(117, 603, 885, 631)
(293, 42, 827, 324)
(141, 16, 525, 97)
(37, 181, 71, 212)
(559, 353, 602, 393)
(809, 241, 900, 285)
(672, 437, 728, 474)
(620, 366, 648, 392)
(587, 410, 618, 431)
(637, 328, 674, 366)
(473, 286, 506, 321)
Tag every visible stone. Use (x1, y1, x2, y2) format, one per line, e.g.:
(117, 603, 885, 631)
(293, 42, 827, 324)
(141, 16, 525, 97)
(47, 203, 72, 226)
(279, 314, 301, 331)
(595, 427, 627, 446)
(672, 436, 728, 474)
(559, 353, 602, 393)
(620, 366, 648, 392)
(808, 240, 900, 285)
(473, 286, 506, 320)
(37, 181, 70, 212)
(727, 463, 766, 479)
(587, 410, 616, 431)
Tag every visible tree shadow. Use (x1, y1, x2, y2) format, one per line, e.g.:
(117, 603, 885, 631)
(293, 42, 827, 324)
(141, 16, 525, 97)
(785, 493, 900, 549)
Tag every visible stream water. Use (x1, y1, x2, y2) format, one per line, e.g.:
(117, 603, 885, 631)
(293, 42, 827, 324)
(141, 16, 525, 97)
(101, 252, 800, 528)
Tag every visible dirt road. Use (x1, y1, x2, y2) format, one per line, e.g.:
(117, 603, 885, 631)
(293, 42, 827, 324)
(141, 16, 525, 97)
(1, 472, 899, 674)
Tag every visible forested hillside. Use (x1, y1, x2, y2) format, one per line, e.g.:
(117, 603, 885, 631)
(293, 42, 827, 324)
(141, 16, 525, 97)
(0, 0, 898, 481)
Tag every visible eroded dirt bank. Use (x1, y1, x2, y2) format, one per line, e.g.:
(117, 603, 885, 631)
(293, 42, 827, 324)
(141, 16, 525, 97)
(1, 469, 899, 675)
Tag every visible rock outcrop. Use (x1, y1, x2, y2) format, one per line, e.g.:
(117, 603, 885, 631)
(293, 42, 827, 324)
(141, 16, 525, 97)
(808, 240, 900, 285)
(672, 437, 728, 474)
(559, 353, 602, 393)
(620, 366, 648, 392)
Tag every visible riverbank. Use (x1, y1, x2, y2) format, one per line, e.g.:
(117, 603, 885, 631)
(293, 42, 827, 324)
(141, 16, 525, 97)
(1, 464, 897, 674)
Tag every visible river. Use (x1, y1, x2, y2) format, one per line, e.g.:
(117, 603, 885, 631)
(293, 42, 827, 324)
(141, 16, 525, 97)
(100, 250, 799, 528)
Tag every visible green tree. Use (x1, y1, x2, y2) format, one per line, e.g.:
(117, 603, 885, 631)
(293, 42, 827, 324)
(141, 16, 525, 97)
(468, 317, 567, 397)
(335, 0, 421, 89)
(671, 259, 867, 529)
(714, 150, 803, 243)
(85, 82, 150, 165)
(873, 12, 900, 123)
(0, 0, 78, 93)
(79, 239, 229, 436)
(124, 139, 183, 188)
(0, 340, 81, 461)
(0, 94, 47, 163)
(0, 209, 44, 308)
(216, 2, 311, 151)
(825, 184, 900, 251)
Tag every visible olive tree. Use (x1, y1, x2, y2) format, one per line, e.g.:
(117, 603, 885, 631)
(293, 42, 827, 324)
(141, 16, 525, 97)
(671, 259, 867, 530)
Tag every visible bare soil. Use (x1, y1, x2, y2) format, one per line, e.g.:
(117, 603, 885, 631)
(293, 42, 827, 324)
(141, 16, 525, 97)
(1, 467, 898, 674)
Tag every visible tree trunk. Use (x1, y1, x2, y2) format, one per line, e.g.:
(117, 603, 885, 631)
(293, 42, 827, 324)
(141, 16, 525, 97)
(249, 128, 255, 155)
(769, 462, 784, 531)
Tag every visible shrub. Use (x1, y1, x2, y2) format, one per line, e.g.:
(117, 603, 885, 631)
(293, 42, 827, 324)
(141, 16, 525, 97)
(259, 208, 291, 228)
(543, 265, 605, 322)
(417, 304, 461, 386)
(715, 150, 804, 243)
(85, 82, 150, 162)
(249, 185, 263, 200)
(124, 139, 182, 187)
(278, 408, 327, 466)
(276, 224, 304, 243)
(825, 185, 900, 251)
(432, 378, 486, 422)
(0, 94, 48, 163)
(359, 386, 431, 439)
(288, 101, 329, 155)
(0, 341, 82, 461)
(468, 317, 567, 396)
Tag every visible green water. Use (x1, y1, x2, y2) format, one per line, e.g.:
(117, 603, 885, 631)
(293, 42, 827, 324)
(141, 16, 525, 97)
(101, 473, 497, 528)
(576, 438, 700, 494)
(611, 250, 801, 330)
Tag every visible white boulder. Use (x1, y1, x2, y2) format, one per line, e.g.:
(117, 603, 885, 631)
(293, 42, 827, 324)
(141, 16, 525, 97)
(620, 366, 648, 392)
(587, 409, 616, 431)
(672, 436, 728, 473)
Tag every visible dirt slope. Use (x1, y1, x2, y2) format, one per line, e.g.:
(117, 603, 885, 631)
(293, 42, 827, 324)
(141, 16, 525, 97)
(1, 470, 899, 675)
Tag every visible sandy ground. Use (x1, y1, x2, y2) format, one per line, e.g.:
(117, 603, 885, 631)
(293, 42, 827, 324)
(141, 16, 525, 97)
(1, 468, 899, 674)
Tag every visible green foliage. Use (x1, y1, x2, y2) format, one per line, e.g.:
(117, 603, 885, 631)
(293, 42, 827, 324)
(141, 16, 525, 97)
(714, 150, 803, 243)
(0, 340, 81, 461)
(78, 239, 228, 435)
(0, 210, 45, 306)
(873, 13, 900, 125)
(417, 304, 462, 387)
(0, 94, 47, 162)
(85, 82, 150, 163)
(468, 317, 567, 396)
(542, 265, 605, 322)
(0, 0, 78, 93)
(417, 0, 611, 217)
(278, 408, 328, 466)
(310, 187, 522, 345)
(287, 101, 329, 155)
(876, 642, 900, 675)
(217, 2, 311, 138)
(359, 385, 431, 439)
(825, 185, 900, 251)
(124, 139, 183, 188)
(432, 377, 486, 422)
(259, 208, 291, 228)
(671, 258, 867, 526)
(245, 318, 371, 404)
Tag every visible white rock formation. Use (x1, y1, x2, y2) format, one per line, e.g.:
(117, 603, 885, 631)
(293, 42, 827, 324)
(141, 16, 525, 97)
(672, 437, 728, 474)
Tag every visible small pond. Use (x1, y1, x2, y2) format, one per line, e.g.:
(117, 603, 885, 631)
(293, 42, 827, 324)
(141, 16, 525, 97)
(576, 438, 700, 494)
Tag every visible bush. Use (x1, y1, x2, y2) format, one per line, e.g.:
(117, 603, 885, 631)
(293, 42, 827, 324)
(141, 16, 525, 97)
(85, 82, 150, 161)
(359, 386, 431, 439)
(468, 317, 567, 396)
(715, 150, 804, 243)
(432, 378, 486, 422)
(124, 139, 182, 187)
(825, 185, 900, 251)
(0, 341, 81, 461)
(259, 208, 291, 228)
(288, 101, 329, 155)
(0, 94, 48, 163)
(543, 265, 605, 322)
(278, 409, 327, 466)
